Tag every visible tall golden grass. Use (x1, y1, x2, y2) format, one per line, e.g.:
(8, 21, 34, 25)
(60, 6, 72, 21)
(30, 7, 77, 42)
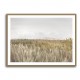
(11, 39, 72, 62)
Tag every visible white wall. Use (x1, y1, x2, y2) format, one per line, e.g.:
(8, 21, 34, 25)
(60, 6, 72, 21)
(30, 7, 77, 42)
(0, 0, 79, 80)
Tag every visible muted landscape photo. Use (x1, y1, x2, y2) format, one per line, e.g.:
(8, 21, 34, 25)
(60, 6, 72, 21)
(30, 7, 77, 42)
(10, 16, 72, 62)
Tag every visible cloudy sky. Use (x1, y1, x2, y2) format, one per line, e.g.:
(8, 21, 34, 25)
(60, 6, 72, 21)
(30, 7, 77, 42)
(11, 18, 72, 39)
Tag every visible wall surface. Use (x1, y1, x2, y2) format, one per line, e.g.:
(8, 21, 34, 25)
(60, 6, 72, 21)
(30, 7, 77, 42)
(0, 0, 79, 80)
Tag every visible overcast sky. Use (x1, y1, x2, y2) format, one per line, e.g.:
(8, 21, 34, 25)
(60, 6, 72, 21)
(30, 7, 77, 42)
(11, 18, 72, 39)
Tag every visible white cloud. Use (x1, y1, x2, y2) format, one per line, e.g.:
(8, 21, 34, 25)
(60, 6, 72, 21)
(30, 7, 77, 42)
(11, 18, 72, 39)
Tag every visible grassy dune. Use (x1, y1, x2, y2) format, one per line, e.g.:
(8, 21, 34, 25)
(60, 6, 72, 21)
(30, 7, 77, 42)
(11, 39, 72, 62)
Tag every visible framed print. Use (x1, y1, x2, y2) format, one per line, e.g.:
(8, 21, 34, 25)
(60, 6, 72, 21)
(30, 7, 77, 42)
(6, 14, 76, 67)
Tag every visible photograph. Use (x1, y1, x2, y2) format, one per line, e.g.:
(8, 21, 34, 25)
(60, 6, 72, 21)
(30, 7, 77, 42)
(6, 14, 76, 67)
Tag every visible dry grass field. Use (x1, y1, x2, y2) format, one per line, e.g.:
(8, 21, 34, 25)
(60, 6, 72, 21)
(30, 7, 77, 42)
(10, 39, 72, 62)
